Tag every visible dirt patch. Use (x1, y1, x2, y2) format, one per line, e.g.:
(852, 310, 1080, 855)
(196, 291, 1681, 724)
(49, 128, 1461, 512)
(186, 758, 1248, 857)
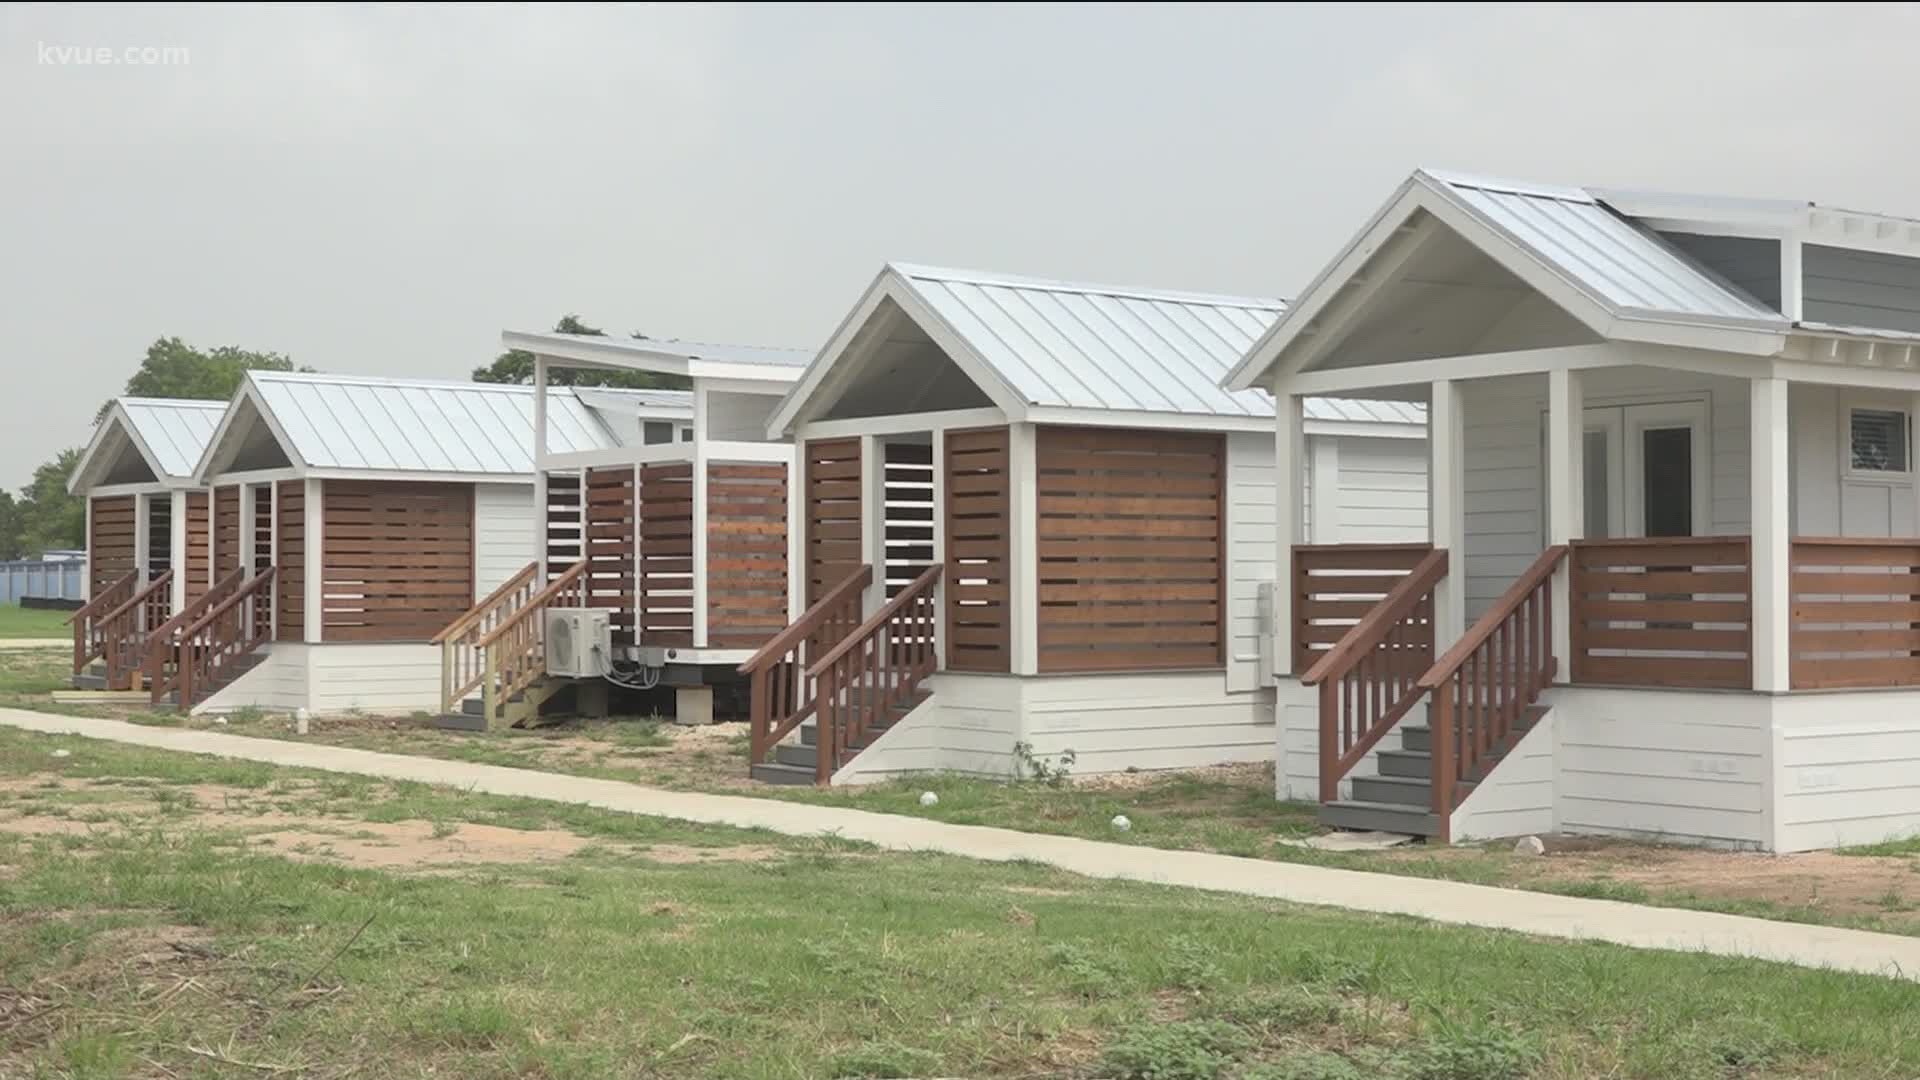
(636, 843, 781, 865)
(249, 820, 602, 870)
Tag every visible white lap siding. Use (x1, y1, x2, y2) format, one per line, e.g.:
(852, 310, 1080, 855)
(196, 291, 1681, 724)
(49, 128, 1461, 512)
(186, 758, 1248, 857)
(472, 483, 535, 598)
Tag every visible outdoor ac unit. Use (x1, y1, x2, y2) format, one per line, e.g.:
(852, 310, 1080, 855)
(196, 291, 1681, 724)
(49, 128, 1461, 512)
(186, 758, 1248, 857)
(546, 608, 612, 678)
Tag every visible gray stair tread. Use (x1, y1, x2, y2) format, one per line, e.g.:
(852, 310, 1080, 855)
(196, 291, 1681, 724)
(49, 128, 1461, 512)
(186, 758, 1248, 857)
(748, 762, 817, 786)
(1319, 800, 1441, 837)
(772, 742, 818, 768)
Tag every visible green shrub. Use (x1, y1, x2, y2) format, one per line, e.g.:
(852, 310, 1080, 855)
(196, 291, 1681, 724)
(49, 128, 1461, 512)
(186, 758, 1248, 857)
(1048, 940, 1122, 1000)
(1241, 1051, 1381, 1080)
(1164, 933, 1226, 991)
(1101, 1020, 1251, 1080)
(826, 1039, 941, 1078)
(1207, 986, 1344, 1032)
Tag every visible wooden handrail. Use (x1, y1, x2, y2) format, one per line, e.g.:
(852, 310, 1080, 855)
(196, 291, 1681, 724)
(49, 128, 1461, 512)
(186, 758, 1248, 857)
(809, 563, 942, 782)
(1302, 549, 1448, 686)
(1566, 535, 1734, 548)
(175, 566, 275, 709)
(474, 563, 588, 650)
(146, 566, 249, 706)
(100, 570, 172, 627)
(67, 570, 139, 625)
(183, 566, 274, 641)
(740, 565, 873, 767)
(738, 566, 873, 676)
(1418, 546, 1566, 691)
(433, 562, 538, 645)
(808, 564, 943, 679)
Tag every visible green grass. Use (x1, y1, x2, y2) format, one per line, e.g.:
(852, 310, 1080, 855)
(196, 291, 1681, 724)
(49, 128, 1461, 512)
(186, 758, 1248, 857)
(0, 603, 73, 639)
(1, 727, 1917, 1079)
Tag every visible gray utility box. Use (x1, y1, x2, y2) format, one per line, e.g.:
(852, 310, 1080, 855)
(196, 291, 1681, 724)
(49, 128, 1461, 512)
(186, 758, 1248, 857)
(545, 608, 612, 678)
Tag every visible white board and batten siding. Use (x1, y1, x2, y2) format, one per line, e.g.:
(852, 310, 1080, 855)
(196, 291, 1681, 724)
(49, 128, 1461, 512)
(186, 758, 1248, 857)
(473, 483, 537, 597)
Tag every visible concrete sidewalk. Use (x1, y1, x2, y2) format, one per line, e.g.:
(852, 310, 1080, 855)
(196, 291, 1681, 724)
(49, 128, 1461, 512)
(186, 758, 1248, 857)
(4, 708, 1919, 984)
(0, 639, 68, 651)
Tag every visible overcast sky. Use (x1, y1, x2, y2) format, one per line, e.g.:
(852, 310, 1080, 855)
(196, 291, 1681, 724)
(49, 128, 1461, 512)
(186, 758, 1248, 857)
(3, 3, 1917, 489)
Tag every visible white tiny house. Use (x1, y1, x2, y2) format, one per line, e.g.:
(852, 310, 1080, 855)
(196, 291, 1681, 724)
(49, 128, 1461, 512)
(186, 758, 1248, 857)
(1227, 168, 1920, 852)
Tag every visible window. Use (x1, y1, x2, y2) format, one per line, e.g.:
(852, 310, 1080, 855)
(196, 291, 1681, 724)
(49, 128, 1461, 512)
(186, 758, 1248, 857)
(679, 426, 694, 442)
(1850, 408, 1909, 473)
(642, 421, 674, 445)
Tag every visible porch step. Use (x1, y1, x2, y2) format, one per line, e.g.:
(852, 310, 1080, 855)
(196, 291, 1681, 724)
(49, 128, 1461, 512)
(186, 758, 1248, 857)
(1349, 774, 1432, 807)
(71, 673, 109, 691)
(748, 761, 819, 786)
(1318, 800, 1441, 837)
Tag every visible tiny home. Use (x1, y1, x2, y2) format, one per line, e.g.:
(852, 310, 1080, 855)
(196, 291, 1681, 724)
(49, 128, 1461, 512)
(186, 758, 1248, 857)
(154, 371, 682, 715)
(65, 397, 225, 686)
(736, 262, 1432, 785)
(1227, 168, 1920, 851)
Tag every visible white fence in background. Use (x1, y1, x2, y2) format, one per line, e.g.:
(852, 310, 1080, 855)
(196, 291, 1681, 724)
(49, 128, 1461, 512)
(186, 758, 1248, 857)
(0, 559, 85, 604)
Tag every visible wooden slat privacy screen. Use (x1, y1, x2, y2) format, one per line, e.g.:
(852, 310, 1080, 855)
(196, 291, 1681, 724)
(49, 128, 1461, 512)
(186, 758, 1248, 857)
(276, 480, 304, 641)
(1789, 538, 1920, 689)
(545, 472, 584, 578)
(1034, 427, 1224, 672)
(146, 495, 173, 576)
(585, 466, 637, 643)
(320, 481, 474, 641)
(707, 462, 788, 650)
(884, 442, 936, 598)
(944, 427, 1011, 672)
(252, 484, 274, 576)
(1292, 544, 1435, 676)
(88, 496, 136, 599)
(805, 438, 863, 603)
(184, 492, 211, 604)
(638, 463, 695, 646)
(1569, 536, 1752, 689)
(214, 485, 241, 581)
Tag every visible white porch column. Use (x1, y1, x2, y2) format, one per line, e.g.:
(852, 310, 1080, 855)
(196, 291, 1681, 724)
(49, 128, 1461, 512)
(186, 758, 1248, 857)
(858, 435, 883, 614)
(785, 442, 805, 624)
(168, 491, 188, 613)
(1008, 422, 1039, 676)
(929, 427, 949, 671)
(1751, 377, 1791, 692)
(1545, 368, 1584, 670)
(303, 478, 324, 644)
(691, 432, 710, 649)
(1428, 380, 1467, 643)
(1273, 394, 1305, 676)
(532, 356, 549, 582)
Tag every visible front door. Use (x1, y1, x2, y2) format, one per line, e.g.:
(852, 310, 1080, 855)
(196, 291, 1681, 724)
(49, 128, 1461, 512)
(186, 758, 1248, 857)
(1582, 401, 1709, 539)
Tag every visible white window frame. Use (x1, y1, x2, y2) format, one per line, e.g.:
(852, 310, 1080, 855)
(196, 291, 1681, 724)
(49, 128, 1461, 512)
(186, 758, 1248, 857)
(1842, 400, 1912, 482)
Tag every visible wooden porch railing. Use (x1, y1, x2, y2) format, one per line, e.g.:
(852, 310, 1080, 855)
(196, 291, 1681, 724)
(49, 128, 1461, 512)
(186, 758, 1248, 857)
(68, 569, 138, 675)
(175, 567, 276, 709)
(147, 567, 248, 706)
(100, 570, 174, 690)
(1789, 538, 1920, 689)
(1301, 548, 1447, 804)
(1292, 543, 1436, 676)
(468, 562, 589, 723)
(1418, 546, 1565, 836)
(738, 565, 871, 767)
(807, 563, 941, 783)
(433, 562, 541, 715)
(1569, 536, 1752, 689)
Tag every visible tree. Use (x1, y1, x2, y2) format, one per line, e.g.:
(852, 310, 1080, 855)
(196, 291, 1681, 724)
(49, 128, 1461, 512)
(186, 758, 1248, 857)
(13, 449, 85, 556)
(97, 337, 307, 421)
(473, 314, 690, 390)
(0, 491, 20, 561)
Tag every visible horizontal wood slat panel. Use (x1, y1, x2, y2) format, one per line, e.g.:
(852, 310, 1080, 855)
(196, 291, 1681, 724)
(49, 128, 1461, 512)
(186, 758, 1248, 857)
(945, 427, 1010, 672)
(1570, 536, 1751, 689)
(586, 466, 637, 642)
(89, 495, 137, 600)
(214, 486, 241, 581)
(1036, 426, 1223, 673)
(806, 438, 863, 606)
(321, 481, 473, 641)
(1292, 543, 1435, 676)
(1791, 538, 1920, 688)
(184, 492, 211, 604)
(276, 481, 304, 641)
(707, 461, 788, 649)
(638, 462, 693, 646)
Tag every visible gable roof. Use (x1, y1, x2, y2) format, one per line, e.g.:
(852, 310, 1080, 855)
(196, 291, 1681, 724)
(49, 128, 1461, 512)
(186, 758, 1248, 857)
(69, 398, 227, 494)
(198, 372, 626, 481)
(772, 262, 1289, 434)
(1224, 168, 1794, 391)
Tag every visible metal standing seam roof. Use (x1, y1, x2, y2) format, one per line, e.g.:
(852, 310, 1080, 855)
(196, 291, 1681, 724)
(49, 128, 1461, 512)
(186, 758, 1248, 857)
(893, 263, 1287, 418)
(118, 398, 227, 479)
(1419, 170, 1786, 326)
(246, 372, 623, 475)
(1302, 398, 1425, 426)
(527, 333, 815, 369)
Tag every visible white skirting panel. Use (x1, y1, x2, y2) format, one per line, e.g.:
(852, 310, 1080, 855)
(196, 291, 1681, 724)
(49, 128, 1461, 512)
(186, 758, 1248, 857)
(1448, 709, 1556, 842)
(833, 670, 1275, 785)
(1273, 677, 1391, 803)
(192, 643, 443, 716)
(1773, 691, 1920, 853)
